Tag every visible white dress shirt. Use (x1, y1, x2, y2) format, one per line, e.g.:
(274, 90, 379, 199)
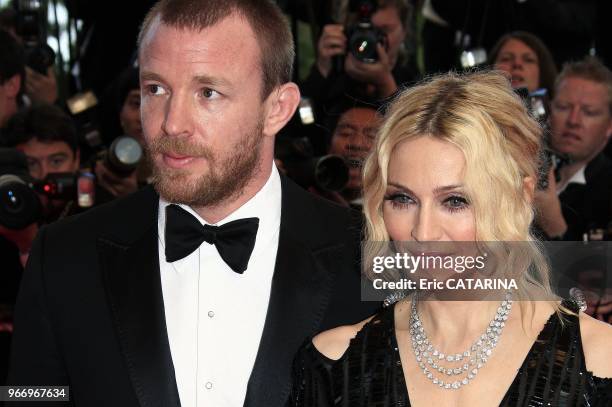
(158, 164, 281, 407)
(556, 165, 586, 195)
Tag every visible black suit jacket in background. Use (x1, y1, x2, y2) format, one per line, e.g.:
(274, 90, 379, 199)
(7, 176, 378, 406)
(559, 153, 612, 241)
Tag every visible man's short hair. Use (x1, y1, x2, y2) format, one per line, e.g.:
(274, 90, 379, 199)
(554, 56, 612, 114)
(379, 0, 413, 30)
(137, 0, 294, 100)
(0, 28, 24, 88)
(1, 104, 79, 155)
(324, 96, 381, 146)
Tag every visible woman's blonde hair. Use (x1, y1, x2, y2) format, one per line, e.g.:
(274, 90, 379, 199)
(363, 70, 559, 308)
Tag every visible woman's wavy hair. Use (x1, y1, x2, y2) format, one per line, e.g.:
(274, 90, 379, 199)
(362, 70, 561, 314)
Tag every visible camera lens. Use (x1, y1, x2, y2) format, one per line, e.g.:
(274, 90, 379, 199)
(315, 155, 349, 191)
(2, 188, 24, 212)
(349, 31, 378, 62)
(106, 136, 143, 175)
(114, 136, 142, 166)
(0, 175, 42, 230)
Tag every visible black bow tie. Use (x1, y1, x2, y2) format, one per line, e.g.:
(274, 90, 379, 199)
(164, 204, 259, 274)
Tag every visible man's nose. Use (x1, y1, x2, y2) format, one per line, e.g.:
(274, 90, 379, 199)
(161, 94, 194, 137)
(38, 162, 49, 180)
(567, 106, 582, 127)
(411, 206, 442, 242)
(511, 57, 523, 70)
(347, 134, 369, 152)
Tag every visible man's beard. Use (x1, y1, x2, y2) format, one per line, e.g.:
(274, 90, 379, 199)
(146, 120, 264, 207)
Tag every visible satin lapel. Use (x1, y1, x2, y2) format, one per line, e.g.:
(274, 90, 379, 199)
(98, 224, 181, 407)
(244, 177, 342, 407)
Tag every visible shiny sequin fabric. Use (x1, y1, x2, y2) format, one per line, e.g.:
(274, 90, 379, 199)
(291, 300, 611, 406)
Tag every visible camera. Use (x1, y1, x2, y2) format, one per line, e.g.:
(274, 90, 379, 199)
(514, 87, 570, 190)
(0, 148, 101, 229)
(346, 0, 387, 63)
(0, 148, 41, 230)
(100, 136, 143, 176)
(66, 90, 143, 177)
(276, 136, 349, 192)
(14, 0, 55, 74)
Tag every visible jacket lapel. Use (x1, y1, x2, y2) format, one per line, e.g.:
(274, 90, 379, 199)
(244, 177, 344, 407)
(97, 187, 181, 407)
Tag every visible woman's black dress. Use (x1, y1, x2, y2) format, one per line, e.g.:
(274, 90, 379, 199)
(291, 299, 612, 406)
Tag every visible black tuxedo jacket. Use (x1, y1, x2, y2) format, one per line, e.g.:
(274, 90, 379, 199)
(7, 176, 378, 406)
(559, 153, 612, 240)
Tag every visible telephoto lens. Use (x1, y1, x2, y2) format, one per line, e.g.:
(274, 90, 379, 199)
(104, 136, 143, 176)
(0, 149, 42, 230)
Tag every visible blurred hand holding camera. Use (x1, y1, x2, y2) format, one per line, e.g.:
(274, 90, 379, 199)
(94, 159, 138, 198)
(534, 166, 568, 238)
(344, 43, 396, 98)
(25, 66, 57, 104)
(316, 24, 346, 78)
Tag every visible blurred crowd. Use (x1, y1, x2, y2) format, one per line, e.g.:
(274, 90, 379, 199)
(0, 0, 611, 383)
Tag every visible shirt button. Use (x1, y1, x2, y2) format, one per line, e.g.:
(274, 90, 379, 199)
(208, 311, 215, 318)
(205, 382, 213, 390)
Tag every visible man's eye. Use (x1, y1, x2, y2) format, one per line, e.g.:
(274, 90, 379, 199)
(50, 158, 66, 167)
(147, 84, 166, 96)
(201, 88, 220, 99)
(584, 109, 601, 117)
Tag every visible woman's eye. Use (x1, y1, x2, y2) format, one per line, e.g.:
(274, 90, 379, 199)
(444, 195, 469, 212)
(384, 193, 415, 209)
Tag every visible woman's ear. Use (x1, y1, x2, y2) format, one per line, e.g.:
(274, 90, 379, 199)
(523, 176, 536, 204)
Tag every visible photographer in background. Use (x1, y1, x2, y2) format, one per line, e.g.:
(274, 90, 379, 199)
(95, 66, 147, 197)
(0, 7, 57, 105)
(326, 99, 381, 208)
(0, 28, 24, 129)
(535, 57, 612, 241)
(1, 103, 114, 223)
(301, 0, 417, 122)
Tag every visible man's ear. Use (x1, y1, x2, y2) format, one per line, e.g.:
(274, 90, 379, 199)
(262, 82, 300, 137)
(523, 176, 536, 204)
(5, 74, 21, 98)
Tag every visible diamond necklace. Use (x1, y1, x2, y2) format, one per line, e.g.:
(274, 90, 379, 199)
(408, 292, 512, 390)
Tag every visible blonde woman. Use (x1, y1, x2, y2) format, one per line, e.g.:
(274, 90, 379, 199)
(290, 71, 612, 406)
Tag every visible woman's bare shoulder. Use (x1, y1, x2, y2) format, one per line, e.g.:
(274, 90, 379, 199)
(312, 315, 376, 361)
(579, 312, 612, 379)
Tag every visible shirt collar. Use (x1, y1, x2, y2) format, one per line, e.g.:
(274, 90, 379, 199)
(158, 163, 282, 252)
(556, 165, 586, 194)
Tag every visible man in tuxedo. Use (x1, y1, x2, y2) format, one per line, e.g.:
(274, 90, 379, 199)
(7, 1, 376, 406)
(535, 57, 612, 240)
